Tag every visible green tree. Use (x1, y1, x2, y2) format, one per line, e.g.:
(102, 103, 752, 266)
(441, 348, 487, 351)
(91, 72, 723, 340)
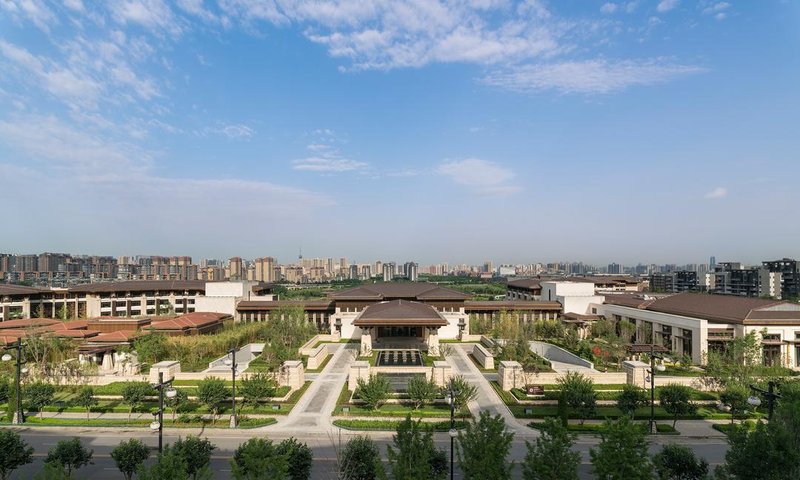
(658, 384, 696, 428)
(230, 438, 289, 480)
(338, 435, 385, 480)
(406, 375, 439, 410)
(457, 411, 515, 480)
(44, 437, 93, 477)
(700, 331, 762, 390)
(557, 372, 597, 425)
(166, 388, 189, 421)
(0, 429, 34, 480)
(111, 439, 151, 480)
(196, 377, 229, 423)
(72, 386, 97, 421)
(0, 377, 10, 404)
(652, 443, 709, 480)
(132, 333, 170, 365)
(719, 384, 750, 424)
(24, 381, 55, 419)
(33, 462, 68, 480)
(386, 416, 446, 480)
(276, 438, 313, 480)
(355, 374, 390, 411)
(173, 436, 216, 480)
(618, 384, 649, 417)
(522, 417, 580, 480)
(590, 416, 654, 480)
(240, 372, 278, 409)
(136, 445, 191, 480)
(449, 375, 478, 411)
(121, 382, 154, 421)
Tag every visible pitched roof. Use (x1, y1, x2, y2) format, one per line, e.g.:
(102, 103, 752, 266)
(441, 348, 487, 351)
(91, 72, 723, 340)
(0, 318, 61, 330)
(88, 330, 139, 343)
(353, 300, 448, 327)
(331, 283, 469, 301)
(507, 278, 541, 290)
(0, 284, 49, 296)
(68, 280, 206, 294)
(149, 312, 228, 331)
(604, 292, 799, 324)
(464, 301, 562, 311)
(237, 300, 334, 311)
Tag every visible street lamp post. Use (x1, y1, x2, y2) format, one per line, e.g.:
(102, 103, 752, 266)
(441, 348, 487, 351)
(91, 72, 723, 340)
(646, 343, 668, 434)
(150, 371, 177, 454)
(445, 379, 460, 480)
(224, 347, 238, 428)
(748, 381, 781, 421)
(2, 341, 26, 424)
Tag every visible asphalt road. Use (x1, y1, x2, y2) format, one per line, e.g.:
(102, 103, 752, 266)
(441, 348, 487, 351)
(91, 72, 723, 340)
(5, 426, 730, 479)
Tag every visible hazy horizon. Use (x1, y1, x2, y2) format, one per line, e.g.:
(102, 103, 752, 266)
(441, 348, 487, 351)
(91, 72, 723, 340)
(1, 1, 798, 265)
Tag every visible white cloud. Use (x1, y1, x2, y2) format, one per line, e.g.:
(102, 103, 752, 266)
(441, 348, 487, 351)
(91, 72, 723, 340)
(657, 0, 680, 13)
(218, 124, 255, 139)
(482, 58, 706, 94)
(705, 187, 728, 199)
(110, 0, 183, 36)
(702, 2, 730, 20)
(0, 0, 56, 32)
(437, 158, 520, 195)
(292, 157, 368, 172)
(63, 0, 85, 12)
(601, 3, 618, 14)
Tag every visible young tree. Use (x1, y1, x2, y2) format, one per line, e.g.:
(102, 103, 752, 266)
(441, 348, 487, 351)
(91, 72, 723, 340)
(166, 388, 189, 421)
(457, 411, 515, 480)
(44, 437, 93, 477)
(590, 417, 654, 480)
(121, 382, 154, 421)
(658, 384, 696, 428)
(338, 435, 385, 480)
(717, 415, 800, 479)
(0, 430, 34, 480)
(73, 386, 98, 421)
(230, 438, 289, 480)
(522, 417, 580, 480)
(24, 381, 55, 419)
(0, 377, 10, 404)
(719, 384, 750, 424)
(32, 462, 69, 480)
(557, 372, 597, 425)
(136, 445, 192, 480)
(355, 374, 390, 411)
(617, 384, 649, 417)
(406, 375, 438, 410)
(652, 443, 709, 480)
(276, 437, 313, 480)
(196, 377, 229, 424)
(449, 375, 478, 411)
(111, 439, 151, 480)
(173, 436, 216, 480)
(240, 372, 278, 409)
(132, 333, 170, 365)
(386, 416, 447, 480)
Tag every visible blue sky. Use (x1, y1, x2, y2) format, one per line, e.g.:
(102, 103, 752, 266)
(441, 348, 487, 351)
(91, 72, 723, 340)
(1, 0, 798, 266)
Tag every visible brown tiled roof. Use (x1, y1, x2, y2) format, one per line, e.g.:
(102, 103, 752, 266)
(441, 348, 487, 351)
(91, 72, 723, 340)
(353, 300, 447, 327)
(89, 330, 139, 343)
(507, 279, 541, 290)
(603, 294, 661, 309)
(149, 312, 229, 330)
(332, 283, 469, 301)
(645, 293, 785, 324)
(68, 280, 206, 294)
(0, 284, 50, 296)
(0, 318, 61, 330)
(464, 301, 562, 311)
(236, 300, 334, 311)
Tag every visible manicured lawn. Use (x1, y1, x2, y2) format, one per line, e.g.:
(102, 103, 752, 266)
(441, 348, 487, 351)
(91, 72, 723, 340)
(333, 419, 469, 431)
(712, 420, 758, 435)
(528, 421, 678, 435)
(336, 402, 470, 418)
(11, 416, 276, 428)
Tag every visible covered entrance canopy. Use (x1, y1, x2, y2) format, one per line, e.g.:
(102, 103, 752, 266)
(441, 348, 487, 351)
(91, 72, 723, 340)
(353, 300, 447, 355)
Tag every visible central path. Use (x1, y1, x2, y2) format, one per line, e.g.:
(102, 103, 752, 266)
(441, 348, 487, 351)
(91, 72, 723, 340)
(448, 343, 532, 435)
(269, 343, 357, 434)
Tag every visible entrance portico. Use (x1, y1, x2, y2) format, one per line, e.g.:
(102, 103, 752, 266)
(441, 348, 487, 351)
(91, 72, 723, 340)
(352, 299, 447, 356)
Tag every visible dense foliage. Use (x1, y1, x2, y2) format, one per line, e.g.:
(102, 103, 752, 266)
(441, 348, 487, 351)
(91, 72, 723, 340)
(0, 430, 34, 480)
(355, 374, 390, 411)
(457, 411, 515, 480)
(338, 435, 385, 480)
(557, 372, 597, 424)
(522, 417, 580, 480)
(590, 417, 654, 480)
(386, 416, 447, 480)
(111, 439, 150, 480)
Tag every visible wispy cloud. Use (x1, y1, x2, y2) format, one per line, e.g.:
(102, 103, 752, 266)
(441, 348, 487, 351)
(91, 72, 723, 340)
(437, 158, 520, 196)
(657, 0, 680, 13)
(705, 187, 728, 199)
(482, 59, 706, 94)
(205, 123, 255, 140)
(601, 3, 619, 14)
(701, 2, 730, 20)
(292, 158, 368, 172)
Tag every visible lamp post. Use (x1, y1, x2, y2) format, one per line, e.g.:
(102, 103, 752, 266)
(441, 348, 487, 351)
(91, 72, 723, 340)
(224, 347, 238, 428)
(445, 379, 460, 480)
(645, 343, 669, 434)
(150, 372, 177, 454)
(748, 381, 781, 421)
(2, 341, 26, 424)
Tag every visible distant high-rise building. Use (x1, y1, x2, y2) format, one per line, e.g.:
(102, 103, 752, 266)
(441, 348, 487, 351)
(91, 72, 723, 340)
(229, 257, 243, 280)
(650, 271, 698, 293)
(382, 262, 395, 282)
(761, 258, 800, 300)
(404, 262, 418, 282)
(361, 265, 372, 279)
(349, 264, 359, 280)
(710, 256, 717, 269)
(607, 263, 623, 275)
(255, 257, 276, 282)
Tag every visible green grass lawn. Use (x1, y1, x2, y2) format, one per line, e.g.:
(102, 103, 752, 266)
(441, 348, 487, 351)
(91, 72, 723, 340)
(11, 416, 276, 429)
(333, 419, 469, 431)
(336, 402, 470, 418)
(528, 421, 678, 435)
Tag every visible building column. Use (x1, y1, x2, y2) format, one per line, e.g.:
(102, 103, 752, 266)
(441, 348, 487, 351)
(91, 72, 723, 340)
(360, 328, 372, 356)
(428, 327, 440, 356)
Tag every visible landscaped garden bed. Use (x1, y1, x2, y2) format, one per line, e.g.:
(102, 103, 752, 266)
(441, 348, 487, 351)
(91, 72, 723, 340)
(333, 419, 469, 431)
(528, 420, 678, 435)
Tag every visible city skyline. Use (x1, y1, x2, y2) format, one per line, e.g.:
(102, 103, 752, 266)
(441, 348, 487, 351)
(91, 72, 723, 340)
(1, 1, 798, 263)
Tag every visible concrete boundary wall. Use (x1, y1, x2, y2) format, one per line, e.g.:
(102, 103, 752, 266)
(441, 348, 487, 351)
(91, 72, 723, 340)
(305, 345, 329, 370)
(529, 340, 594, 369)
(473, 344, 495, 369)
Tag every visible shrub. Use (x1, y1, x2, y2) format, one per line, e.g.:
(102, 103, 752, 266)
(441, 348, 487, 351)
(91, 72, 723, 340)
(24, 382, 56, 418)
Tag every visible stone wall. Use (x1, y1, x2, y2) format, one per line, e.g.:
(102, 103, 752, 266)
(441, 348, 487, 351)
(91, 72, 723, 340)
(305, 345, 329, 370)
(472, 344, 495, 369)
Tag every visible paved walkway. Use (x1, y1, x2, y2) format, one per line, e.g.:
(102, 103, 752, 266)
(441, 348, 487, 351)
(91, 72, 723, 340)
(269, 343, 356, 434)
(448, 344, 530, 434)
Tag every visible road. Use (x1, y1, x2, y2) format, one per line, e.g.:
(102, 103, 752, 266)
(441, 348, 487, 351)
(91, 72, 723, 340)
(5, 426, 729, 479)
